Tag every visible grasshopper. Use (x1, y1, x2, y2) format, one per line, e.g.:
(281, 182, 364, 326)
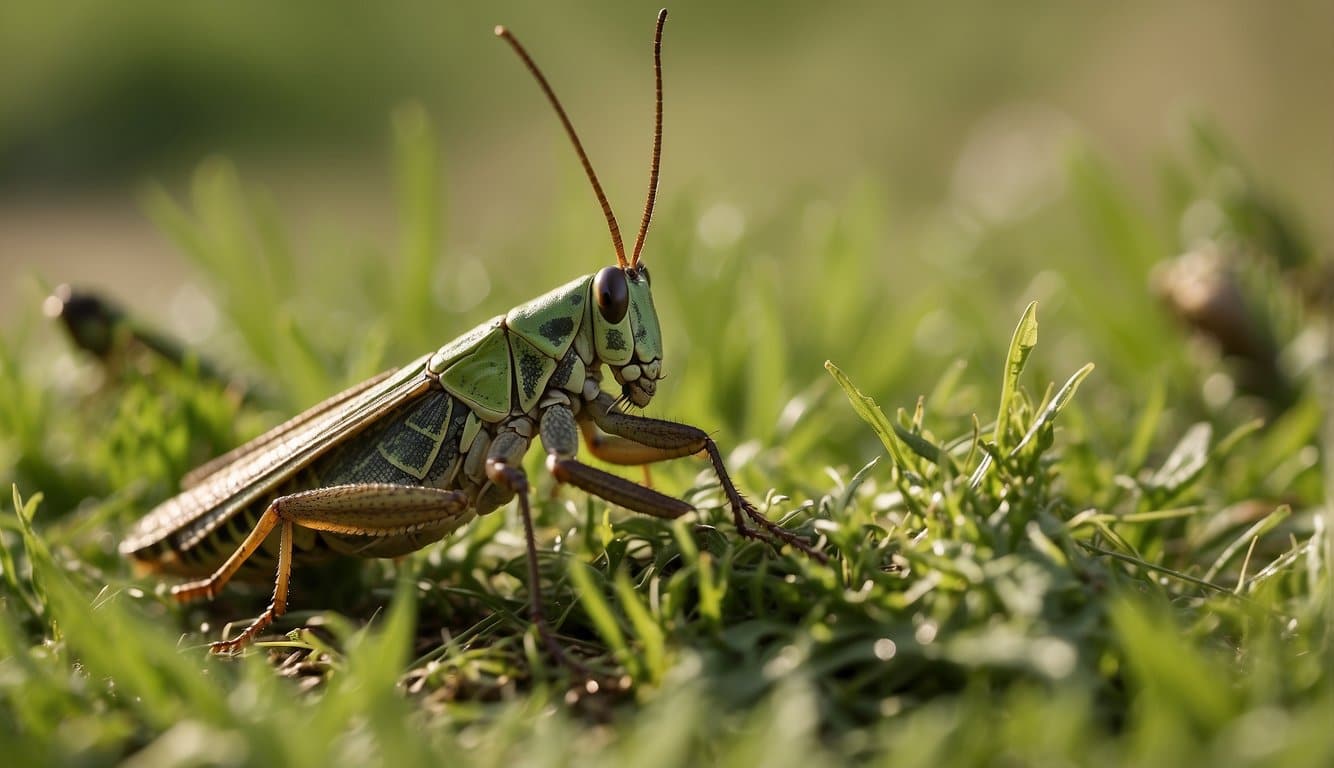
(120, 9, 823, 656)
(46, 284, 266, 405)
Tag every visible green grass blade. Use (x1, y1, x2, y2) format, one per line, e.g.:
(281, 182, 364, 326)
(994, 301, 1038, 447)
(1010, 362, 1095, 455)
(1143, 422, 1211, 499)
(824, 360, 910, 469)
(569, 560, 635, 676)
(391, 103, 443, 348)
(1204, 504, 1292, 585)
(613, 571, 667, 684)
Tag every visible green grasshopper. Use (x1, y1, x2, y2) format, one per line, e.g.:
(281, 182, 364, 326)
(120, 9, 823, 656)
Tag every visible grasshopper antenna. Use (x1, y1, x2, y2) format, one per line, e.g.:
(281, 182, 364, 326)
(630, 9, 667, 268)
(496, 24, 628, 269)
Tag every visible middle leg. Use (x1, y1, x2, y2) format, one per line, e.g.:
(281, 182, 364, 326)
(482, 428, 573, 663)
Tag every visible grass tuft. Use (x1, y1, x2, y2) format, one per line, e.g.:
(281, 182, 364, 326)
(1, 114, 1330, 765)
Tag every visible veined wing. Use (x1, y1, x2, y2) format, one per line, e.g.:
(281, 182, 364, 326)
(121, 354, 435, 554)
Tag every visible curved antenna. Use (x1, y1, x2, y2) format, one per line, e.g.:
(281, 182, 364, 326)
(630, 9, 668, 268)
(496, 24, 627, 268)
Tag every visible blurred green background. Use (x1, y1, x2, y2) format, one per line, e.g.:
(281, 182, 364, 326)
(2, 5, 1331, 764)
(2, 0, 1329, 325)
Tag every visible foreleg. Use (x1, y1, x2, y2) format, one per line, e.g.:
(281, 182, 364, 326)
(583, 393, 825, 562)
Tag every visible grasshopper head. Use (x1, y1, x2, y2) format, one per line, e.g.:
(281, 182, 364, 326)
(591, 263, 662, 407)
(500, 10, 670, 408)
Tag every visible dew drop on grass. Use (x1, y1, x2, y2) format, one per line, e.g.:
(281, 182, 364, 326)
(873, 638, 897, 661)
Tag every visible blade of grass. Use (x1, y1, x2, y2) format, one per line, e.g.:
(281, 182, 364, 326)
(569, 560, 636, 676)
(392, 103, 443, 347)
(1010, 362, 1096, 455)
(994, 301, 1038, 447)
(1203, 504, 1291, 584)
(824, 360, 912, 470)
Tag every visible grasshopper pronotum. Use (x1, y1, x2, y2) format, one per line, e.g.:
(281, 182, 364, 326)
(121, 9, 824, 657)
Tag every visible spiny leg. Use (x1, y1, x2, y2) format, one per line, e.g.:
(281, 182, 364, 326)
(172, 513, 280, 604)
(206, 517, 293, 654)
(584, 393, 827, 562)
(175, 484, 471, 652)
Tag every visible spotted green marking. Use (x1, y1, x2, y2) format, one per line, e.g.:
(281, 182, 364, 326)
(627, 275, 662, 363)
(506, 274, 589, 358)
(596, 314, 634, 366)
(508, 332, 558, 412)
(548, 350, 585, 394)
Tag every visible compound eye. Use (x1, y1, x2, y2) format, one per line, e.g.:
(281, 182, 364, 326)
(594, 266, 630, 324)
